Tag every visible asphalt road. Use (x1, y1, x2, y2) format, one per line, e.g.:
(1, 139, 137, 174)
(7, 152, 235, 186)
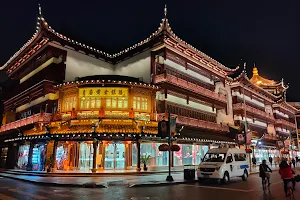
(0, 171, 299, 200)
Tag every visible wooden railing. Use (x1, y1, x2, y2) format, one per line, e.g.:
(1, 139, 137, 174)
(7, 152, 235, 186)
(157, 100, 216, 123)
(0, 113, 52, 133)
(233, 103, 275, 121)
(154, 74, 226, 103)
(263, 134, 279, 140)
(275, 119, 296, 129)
(157, 113, 228, 132)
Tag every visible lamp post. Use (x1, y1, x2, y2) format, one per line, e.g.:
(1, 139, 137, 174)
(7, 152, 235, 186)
(166, 111, 174, 182)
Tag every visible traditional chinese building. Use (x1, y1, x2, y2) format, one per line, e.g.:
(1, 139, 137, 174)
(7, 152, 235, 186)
(0, 5, 269, 172)
(230, 66, 298, 163)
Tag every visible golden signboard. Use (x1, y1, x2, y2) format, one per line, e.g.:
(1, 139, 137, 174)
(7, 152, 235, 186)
(79, 87, 128, 98)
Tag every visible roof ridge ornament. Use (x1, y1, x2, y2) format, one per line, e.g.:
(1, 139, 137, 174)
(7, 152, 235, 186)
(38, 3, 42, 16)
(164, 4, 167, 19)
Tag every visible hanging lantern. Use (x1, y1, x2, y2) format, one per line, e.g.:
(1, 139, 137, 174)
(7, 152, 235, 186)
(281, 150, 289, 154)
(245, 148, 252, 153)
(170, 144, 180, 152)
(158, 144, 169, 151)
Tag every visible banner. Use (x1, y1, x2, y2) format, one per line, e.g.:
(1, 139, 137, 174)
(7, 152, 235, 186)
(246, 131, 252, 145)
(236, 134, 245, 145)
(170, 117, 176, 136)
(79, 87, 128, 98)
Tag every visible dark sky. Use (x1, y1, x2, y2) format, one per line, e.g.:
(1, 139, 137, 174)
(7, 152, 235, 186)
(0, 0, 299, 100)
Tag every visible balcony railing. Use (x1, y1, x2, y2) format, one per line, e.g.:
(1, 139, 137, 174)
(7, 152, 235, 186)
(157, 113, 228, 132)
(157, 100, 216, 123)
(154, 74, 226, 103)
(275, 119, 296, 129)
(233, 103, 274, 121)
(275, 127, 290, 135)
(0, 113, 52, 133)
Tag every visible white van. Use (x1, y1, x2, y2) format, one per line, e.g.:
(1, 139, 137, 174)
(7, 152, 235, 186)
(197, 148, 250, 183)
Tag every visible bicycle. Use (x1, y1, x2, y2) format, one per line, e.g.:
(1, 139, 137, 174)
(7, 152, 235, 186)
(286, 181, 294, 200)
(262, 177, 270, 192)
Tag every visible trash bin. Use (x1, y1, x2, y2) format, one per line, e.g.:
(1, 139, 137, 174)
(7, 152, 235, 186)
(184, 165, 195, 180)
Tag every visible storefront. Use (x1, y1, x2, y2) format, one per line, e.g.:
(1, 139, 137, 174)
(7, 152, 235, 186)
(0, 147, 8, 168)
(17, 143, 46, 171)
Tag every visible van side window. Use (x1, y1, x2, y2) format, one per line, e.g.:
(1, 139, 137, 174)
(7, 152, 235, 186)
(226, 153, 233, 163)
(234, 153, 246, 161)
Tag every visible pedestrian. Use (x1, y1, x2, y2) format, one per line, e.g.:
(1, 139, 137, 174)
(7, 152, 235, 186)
(292, 158, 296, 168)
(252, 156, 257, 168)
(269, 156, 273, 167)
(296, 156, 299, 167)
(259, 160, 272, 187)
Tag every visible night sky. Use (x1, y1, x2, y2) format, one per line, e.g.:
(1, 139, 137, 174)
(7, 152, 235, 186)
(0, 1, 299, 100)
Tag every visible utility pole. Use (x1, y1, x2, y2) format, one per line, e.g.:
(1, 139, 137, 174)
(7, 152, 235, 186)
(166, 110, 174, 181)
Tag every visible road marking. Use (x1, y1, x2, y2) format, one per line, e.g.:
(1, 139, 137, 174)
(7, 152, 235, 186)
(0, 193, 17, 200)
(8, 189, 48, 200)
(37, 189, 70, 198)
(183, 184, 253, 192)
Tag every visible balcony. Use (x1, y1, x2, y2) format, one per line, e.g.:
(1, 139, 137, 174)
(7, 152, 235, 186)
(263, 134, 279, 141)
(275, 127, 290, 136)
(0, 113, 52, 133)
(157, 113, 228, 132)
(233, 103, 274, 122)
(157, 100, 216, 123)
(154, 74, 226, 103)
(4, 80, 56, 111)
(275, 119, 296, 130)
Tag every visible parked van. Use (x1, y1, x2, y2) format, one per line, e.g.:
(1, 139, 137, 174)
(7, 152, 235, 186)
(197, 148, 250, 183)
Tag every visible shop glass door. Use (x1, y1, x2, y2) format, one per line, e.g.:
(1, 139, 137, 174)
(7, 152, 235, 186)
(105, 143, 125, 169)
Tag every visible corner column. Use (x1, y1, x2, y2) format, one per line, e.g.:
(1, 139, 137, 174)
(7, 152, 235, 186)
(136, 139, 141, 171)
(92, 139, 98, 173)
(51, 140, 58, 172)
(26, 141, 34, 171)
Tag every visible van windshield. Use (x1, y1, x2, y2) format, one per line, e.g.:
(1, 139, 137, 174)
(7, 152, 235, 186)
(203, 153, 226, 162)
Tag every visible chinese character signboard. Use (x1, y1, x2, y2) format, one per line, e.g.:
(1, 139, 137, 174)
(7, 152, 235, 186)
(79, 87, 128, 98)
(169, 117, 176, 136)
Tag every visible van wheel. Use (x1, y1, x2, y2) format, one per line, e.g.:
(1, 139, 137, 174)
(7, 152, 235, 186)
(242, 170, 248, 181)
(222, 172, 230, 184)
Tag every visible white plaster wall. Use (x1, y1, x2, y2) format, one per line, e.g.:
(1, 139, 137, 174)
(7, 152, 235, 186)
(234, 115, 267, 127)
(274, 110, 289, 118)
(232, 91, 265, 108)
(115, 51, 151, 83)
(215, 82, 234, 125)
(65, 50, 114, 82)
(164, 59, 214, 85)
(156, 92, 215, 114)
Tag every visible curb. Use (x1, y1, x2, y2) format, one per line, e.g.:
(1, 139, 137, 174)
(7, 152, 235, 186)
(0, 170, 183, 177)
(129, 180, 197, 188)
(0, 174, 106, 188)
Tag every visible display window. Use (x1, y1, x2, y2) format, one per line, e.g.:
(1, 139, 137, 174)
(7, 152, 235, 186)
(17, 145, 29, 170)
(0, 147, 8, 168)
(133, 97, 148, 111)
(173, 144, 208, 166)
(32, 144, 46, 171)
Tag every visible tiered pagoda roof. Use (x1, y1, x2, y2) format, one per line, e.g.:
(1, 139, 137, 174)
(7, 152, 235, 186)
(250, 67, 288, 96)
(0, 5, 238, 78)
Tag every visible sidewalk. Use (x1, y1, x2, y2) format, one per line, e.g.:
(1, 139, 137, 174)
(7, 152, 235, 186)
(0, 165, 280, 188)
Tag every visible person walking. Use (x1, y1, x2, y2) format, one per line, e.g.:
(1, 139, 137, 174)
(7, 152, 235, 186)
(292, 158, 296, 168)
(252, 156, 257, 168)
(296, 156, 299, 167)
(269, 156, 273, 167)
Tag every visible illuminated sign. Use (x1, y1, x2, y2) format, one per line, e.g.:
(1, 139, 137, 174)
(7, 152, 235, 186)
(79, 87, 128, 98)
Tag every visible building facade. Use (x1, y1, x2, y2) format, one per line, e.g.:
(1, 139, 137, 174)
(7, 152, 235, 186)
(0, 6, 298, 172)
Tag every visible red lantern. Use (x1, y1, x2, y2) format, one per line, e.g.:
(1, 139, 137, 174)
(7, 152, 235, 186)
(245, 148, 252, 153)
(170, 144, 180, 152)
(158, 144, 169, 151)
(281, 150, 289, 154)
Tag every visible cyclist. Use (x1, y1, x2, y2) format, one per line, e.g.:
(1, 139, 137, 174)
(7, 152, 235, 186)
(279, 160, 296, 197)
(259, 159, 272, 187)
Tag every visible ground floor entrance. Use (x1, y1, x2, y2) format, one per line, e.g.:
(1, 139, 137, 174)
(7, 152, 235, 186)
(104, 143, 125, 169)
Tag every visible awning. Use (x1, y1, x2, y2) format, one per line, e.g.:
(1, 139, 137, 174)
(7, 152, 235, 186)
(179, 127, 235, 144)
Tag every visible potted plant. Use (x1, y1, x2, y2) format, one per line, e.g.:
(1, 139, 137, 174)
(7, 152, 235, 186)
(141, 154, 151, 171)
(45, 158, 52, 173)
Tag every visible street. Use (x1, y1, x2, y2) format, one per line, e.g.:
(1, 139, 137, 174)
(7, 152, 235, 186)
(0, 171, 299, 200)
